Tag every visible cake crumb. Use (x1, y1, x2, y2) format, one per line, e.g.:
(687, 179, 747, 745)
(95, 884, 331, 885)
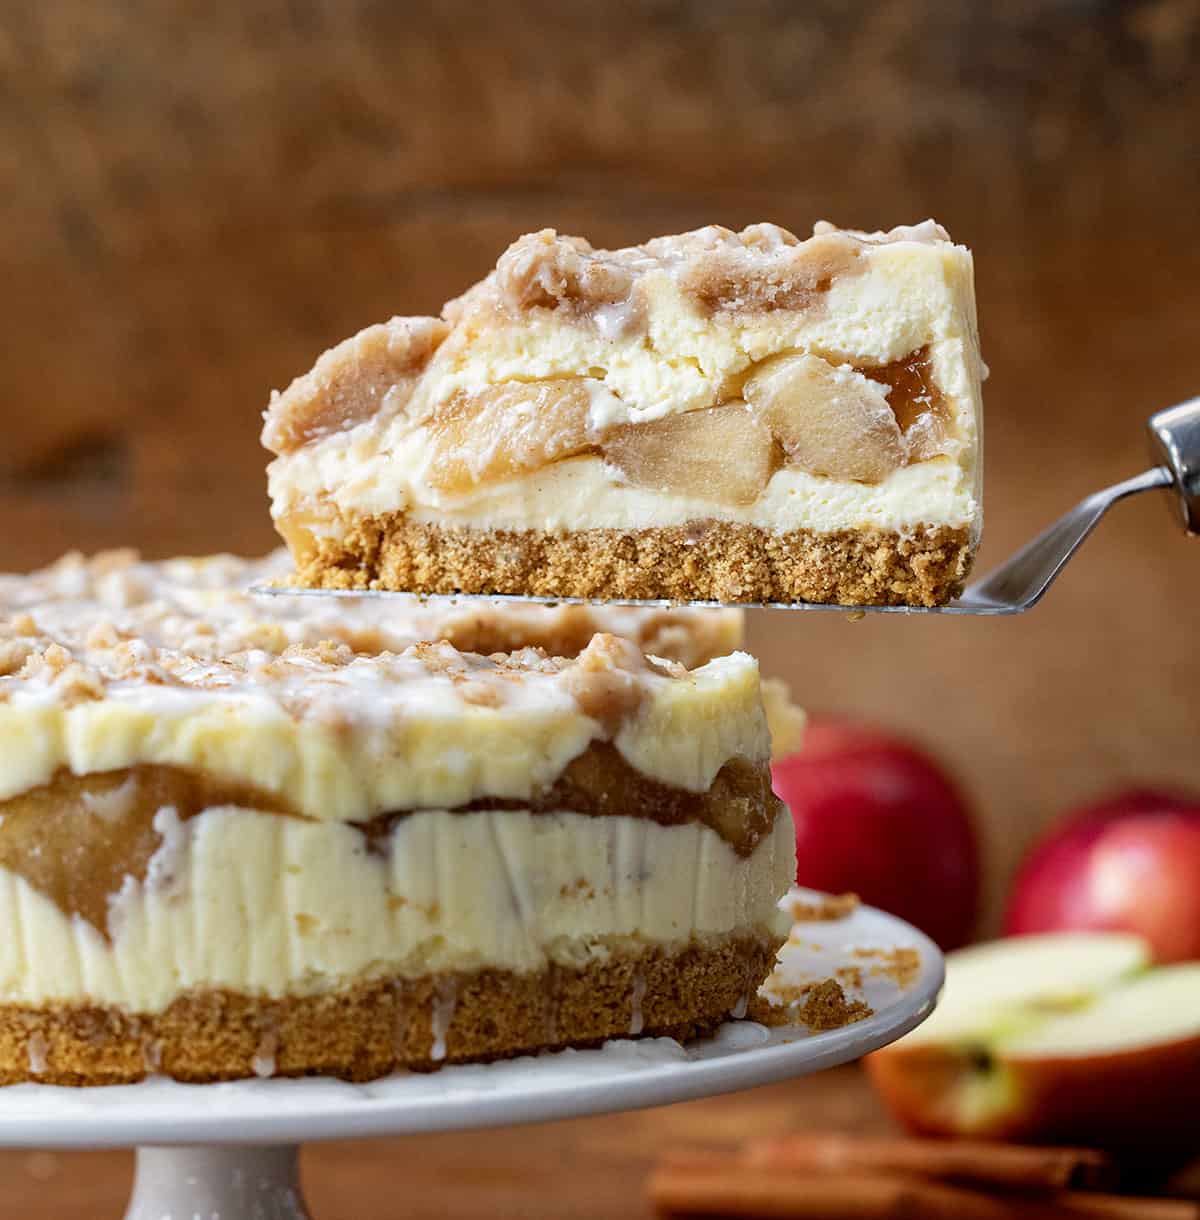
(786, 892, 860, 922)
(26, 1033, 48, 1075)
(251, 1030, 278, 1078)
(796, 979, 872, 1030)
(751, 977, 873, 1030)
(853, 946, 921, 989)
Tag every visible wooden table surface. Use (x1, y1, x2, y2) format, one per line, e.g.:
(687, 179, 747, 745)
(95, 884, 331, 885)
(6, 1063, 1196, 1218)
(0, 1066, 884, 1219)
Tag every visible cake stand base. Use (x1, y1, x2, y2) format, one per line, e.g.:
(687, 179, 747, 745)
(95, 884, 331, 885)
(126, 1145, 310, 1220)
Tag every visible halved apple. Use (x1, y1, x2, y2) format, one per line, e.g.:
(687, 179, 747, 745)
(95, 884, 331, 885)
(865, 932, 1200, 1149)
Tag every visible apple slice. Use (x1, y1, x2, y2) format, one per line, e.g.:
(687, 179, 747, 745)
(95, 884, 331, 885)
(425, 380, 595, 493)
(744, 354, 904, 483)
(865, 933, 1200, 1148)
(911, 931, 1148, 1044)
(603, 402, 776, 506)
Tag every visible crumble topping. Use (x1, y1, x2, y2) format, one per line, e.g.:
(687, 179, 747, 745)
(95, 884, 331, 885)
(262, 317, 449, 455)
(0, 549, 740, 671)
(471, 222, 871, 321)
(0, 549, 739, 736)
(0, 550, 772, 818)
(0, 619, 670, 724)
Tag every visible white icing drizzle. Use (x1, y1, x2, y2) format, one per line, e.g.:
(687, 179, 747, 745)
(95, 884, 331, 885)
(106, 804, 191, 942)
(543, 982, 558, 1046)
(26, 1032, 47, 1076)
(430, 979, 458, 1062)
(252, 1029, 279, 1079)
(731, 958, 754, 1019)
(629, 970, 647, 1036)
(392, 980, 414, 1060)
(141, 1038, 163, 1073)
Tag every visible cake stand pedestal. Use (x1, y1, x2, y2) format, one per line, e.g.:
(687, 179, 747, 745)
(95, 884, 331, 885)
(0, 896, 942, 1220)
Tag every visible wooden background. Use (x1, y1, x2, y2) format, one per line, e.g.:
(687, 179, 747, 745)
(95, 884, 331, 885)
(4, 1, 1200, 929)
(2, 2, 1200, 1215)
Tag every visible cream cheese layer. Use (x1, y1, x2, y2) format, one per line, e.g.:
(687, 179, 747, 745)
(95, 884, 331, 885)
(0, 805, 796, 1011)
(269, 434, 977, 537)
(404, 456, 978, 536)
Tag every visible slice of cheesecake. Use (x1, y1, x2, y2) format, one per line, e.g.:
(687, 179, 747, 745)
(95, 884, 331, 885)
(264, 220, 984, 607)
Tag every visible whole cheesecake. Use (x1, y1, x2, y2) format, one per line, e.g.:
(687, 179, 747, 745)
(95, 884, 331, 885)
(0, 553, 794, 1083)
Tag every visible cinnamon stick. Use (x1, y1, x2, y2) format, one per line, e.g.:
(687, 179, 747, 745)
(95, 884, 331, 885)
(1055, 1195, 1200, 1220)
(648, 1167, 1200, 1220)
(739, 1134, 1115, 1192)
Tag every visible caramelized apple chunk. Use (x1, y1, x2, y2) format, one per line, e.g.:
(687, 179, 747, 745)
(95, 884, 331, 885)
(745, 354, 904, 483)
(865, 348, 956, 461)
(425, 380, 595, 494)
(604, 403, 775, 506)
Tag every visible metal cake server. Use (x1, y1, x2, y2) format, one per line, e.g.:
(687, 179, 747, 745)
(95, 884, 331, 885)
(256, 398, 1199, 616)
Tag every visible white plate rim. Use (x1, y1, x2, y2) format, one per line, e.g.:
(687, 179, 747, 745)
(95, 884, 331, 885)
(0, 901, 942, 1148)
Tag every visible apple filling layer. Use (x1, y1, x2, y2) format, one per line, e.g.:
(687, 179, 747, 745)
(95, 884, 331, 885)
(422, 348, 955, 506)
(0, 749, 782, 935)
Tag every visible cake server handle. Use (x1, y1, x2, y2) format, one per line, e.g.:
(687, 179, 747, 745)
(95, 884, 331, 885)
(1147, 395, 1200, 534)
(958, 396, 1199, 613)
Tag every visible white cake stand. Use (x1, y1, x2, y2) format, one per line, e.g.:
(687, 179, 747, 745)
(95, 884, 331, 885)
(0, 894, 942, 1219)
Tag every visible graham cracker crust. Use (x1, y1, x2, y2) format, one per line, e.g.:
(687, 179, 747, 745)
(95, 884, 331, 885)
(0, 933, 781, 1085)
(290, 515, 973, 607)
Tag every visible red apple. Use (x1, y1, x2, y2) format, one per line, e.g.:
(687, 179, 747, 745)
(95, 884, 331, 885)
(771, 720, 979, 950)
(1004, 788, 1200, 963)
(865, 932, 1200, 1151)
